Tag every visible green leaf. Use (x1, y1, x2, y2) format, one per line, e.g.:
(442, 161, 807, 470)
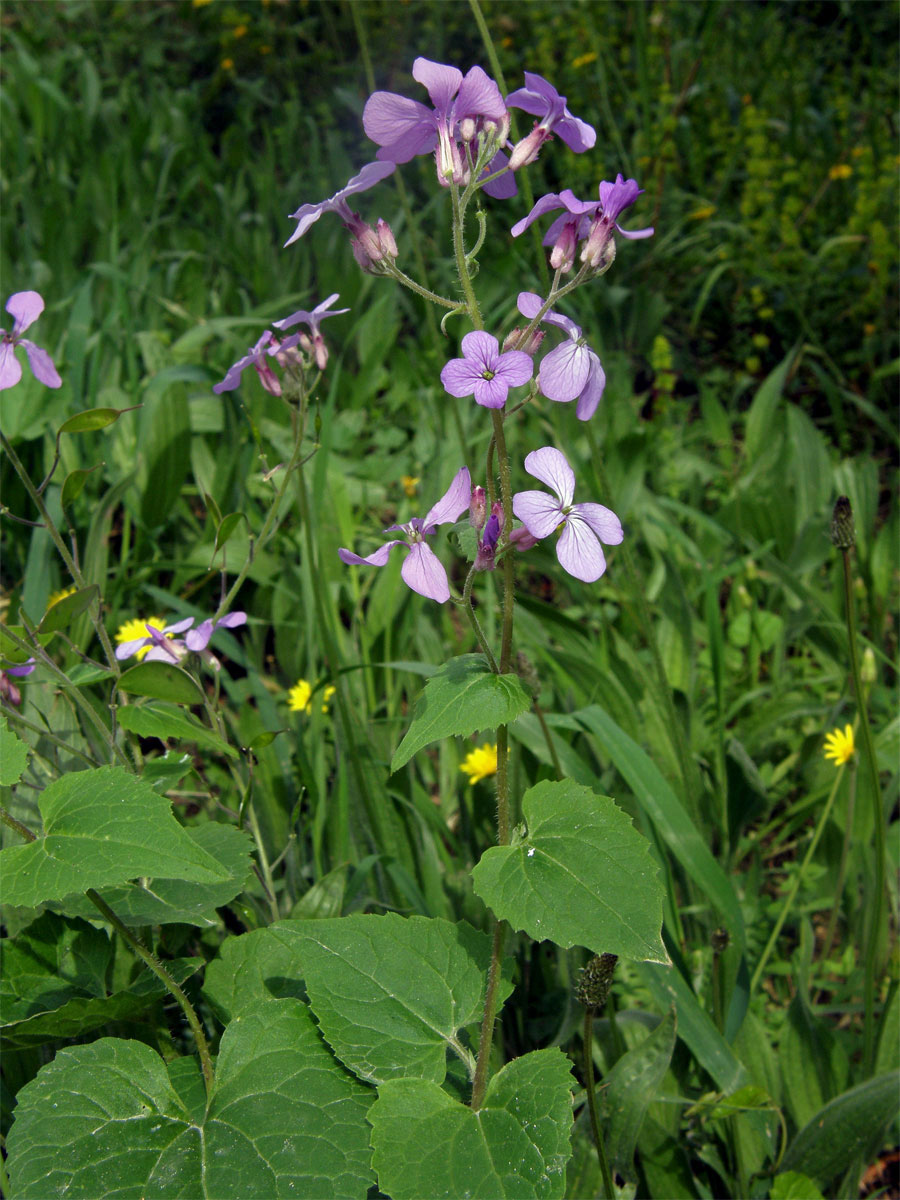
(117, 701, 238, 758)
(60, 464, 101, 508)
(214, 511, 248, 555)
(1, 913, 201, 1047)
(117, 660, 205, 705)
(6, 999, 375, 1199)
(471, 779, 667, 963)
(0, 765, 233, 908)
(290, 864, 348, 919)
(0, 715, 29, 784)
(0, 625, 53, 665)
(52, 822, 253, 928)
(369, 1048, 574, 1200)
(744, 346, 798, 460)
(574, 705, 745, 946)
(391, 654, 532, 772)
(601, 1009, 677, 1181)
(272, 914, 497, 1084)
(57, 406, 137, 434)
(37, 586, 99, 634)
(770, 1171, 826, 1200)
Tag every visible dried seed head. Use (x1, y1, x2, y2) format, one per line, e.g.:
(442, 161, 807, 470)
(575, 952, 618, 1011)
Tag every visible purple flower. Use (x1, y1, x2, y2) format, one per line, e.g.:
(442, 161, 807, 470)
(284, 161, 396, 247)
(517, 292, 605, 420)
(116, 613, 247, 668)
(440, 331, 533, 409)
(339, 468, 471, 603)
(274, 293, 350, 370)
(513, 447, 623, 583)
(0, 292, 62, 391)
(213, 330, 285, 395)
(511, 176, 653, 267)
(363, 58, 512, 197)
(505, 73, 596, 170)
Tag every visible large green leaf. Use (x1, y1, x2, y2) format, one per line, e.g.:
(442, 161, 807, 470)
(780, 1071, 900, 1187)
(1, 913, 201, 1047)
(369, 1048, 574, 1199)
(0, 715, 29, 785)
(471, 779, 667, 963)
(52, 822, 252, 928)
(0, 766, 233, 907)
(575, 705, 745, 946)
(6, 999, 375, 1198)
(117, 701, 238, 759)
(391, 654, 532, 772)
(117, 661, 205, 705)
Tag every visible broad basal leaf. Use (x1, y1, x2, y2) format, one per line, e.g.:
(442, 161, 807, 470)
(369, 1048, 574, 1199)
(52, 822, 252, 928)
(0, 714, 29, 785)
(0, 765, 233, 908)
(471, 779, 667, 963)
(6, 999, 375, 1199)
(391, 654, 531, 772)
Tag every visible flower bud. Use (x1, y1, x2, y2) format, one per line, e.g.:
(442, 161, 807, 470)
(502, 327, 545, 356)
(376, 218, 398, 259)
(549, 220, 578, 273)
(861, 646, 877, 684)
(469, 485, 487, 530)
(830, 495, 855, 549)
(473, 511, 500, 571)
(508, 124, 549, 172)
(509, 526, 539, 552)
(459, 116, 477, 144)
(490, 500, 505, 534)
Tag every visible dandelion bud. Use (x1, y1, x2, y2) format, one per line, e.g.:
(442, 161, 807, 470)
(830, 495, 855, 549)
(508, 124, 549, 172)
(575, 953, 618, 1012)
(376, 218, 398, 259)
(469, 485, 487, 530)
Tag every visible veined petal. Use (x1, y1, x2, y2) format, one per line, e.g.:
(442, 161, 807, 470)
(480, 152, 517, 199)
(412, 58, 463, 111)
(21, 340, 62, 389)
(522, 446, 575, 506)
(5, 291, 44, 335)
(338, 539, 405, 568)
(460, 329, 499, 364)
(441, 356, 486, 397)
(423, 466, 472, 528)
(473, 376, 509, 408)
(454, 65, 506, 123)
(215, 612, 248, 630)
(401, 542, 451, 602)
(163, 618, 196, 636)
(185, 621, 215, 651)
(554, 113, 596, 153)
(115, 636, 149, 660)
(363, 91, 434, 154)
(0, 341, 23, 390)
(494, 349, 534, 388)
(512, 489, 564, 539)
(575, 355, 606, 421)
(539, 341, 591, 403)
(570, 502, 623, 545)
(510, 192, 565, 238)
(556, 516, 607, 582)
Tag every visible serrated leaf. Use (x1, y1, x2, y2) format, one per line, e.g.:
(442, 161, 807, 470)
(117, 660, 204, 705)
(369, 1048, 574, 1199)
(117, 701, 238, 758)
(601, 1009, 677, 1182)
(6, 999, 375, 1199)
(780, 1071, 900, 1187)
(471, 780, 667, 963)
(57, 406, 137, 434)
(0, 715, 29, 784)
(391, 654, 531, 772)
(52, 822, 253, 928)
(38, 586, 99, 634)
(272, 913, 497, 1085)
(0, 766, 233, 908)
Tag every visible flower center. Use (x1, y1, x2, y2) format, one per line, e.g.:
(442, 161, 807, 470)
(481, 369, 496, 381)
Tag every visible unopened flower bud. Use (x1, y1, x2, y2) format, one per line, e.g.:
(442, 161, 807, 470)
(502, 327, 545, 356)
(469, 485, 487, 530)
(549, 221, 578, 273)
(310, 333, 328, 371)
(459, 117, 477, 143)
(474, 511, 500, 571)
(490, 500, 505, 534)
(376, 218, 398, 259)
(482, 111, 510, 145)
(830, 495, 855, 549)
(509, 526, 539, 552)
(575, 953, 618, 1012)
(508, 124, 549, 172)
(861, 646, 877, 684)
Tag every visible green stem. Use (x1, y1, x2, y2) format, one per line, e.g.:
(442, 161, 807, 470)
(583, 1008, 615, 1200)
(471, 917, 506, 1110)
(534, 702, 564, 780)
(382, 262, 459, 310)
(841, 545, 887, 1072)
(461, 568, 499, 673)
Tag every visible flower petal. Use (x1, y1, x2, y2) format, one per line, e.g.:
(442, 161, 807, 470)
(571, 502, 623, 545)
(423, 466, 472, 528)
(473, 376, 509, 408)
(556, 515, 607, 582)
(522, 446, 575, 506)
(5, 291, 44, 335)
(575, 355, 606, 421)
(338, 540, 405, 568)
(20, 340, 62, 389)
(510, 192, 565, 238)
(459, 329, 499, 365)
(494, 349, 534, 388)
(412, 58, 463, 111)
(539, 342, 591, 403)
(0, 341, 23, 390)
(512, 489, 564, 540)
(363, 91, 435, 160)
(440, 356, 486, 398)
(454, 65, 506, 123)
(401, 542, 450, 602)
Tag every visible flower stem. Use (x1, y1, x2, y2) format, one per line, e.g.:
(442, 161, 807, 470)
(470, 917, 506, 1109)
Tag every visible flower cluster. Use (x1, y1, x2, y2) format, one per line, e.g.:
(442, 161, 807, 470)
(115, 611, 246, 670)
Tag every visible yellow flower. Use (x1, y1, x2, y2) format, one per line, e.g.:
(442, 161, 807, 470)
(460, 743, 498, 786)
(288, 679, 336, 714)
(221, 57, 234, 71)
(232, 23, 248, 38)
(824, 724, 855, 766)
(689, 205, 716, 221)
(115, 616, 166, 661)
(572, 52, 597, 69)
(46, 585, 76, 609)
(401, 475, 420, 498)
(828, 163, 853, 180)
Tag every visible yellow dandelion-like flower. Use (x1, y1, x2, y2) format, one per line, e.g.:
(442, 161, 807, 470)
(232, 23, 248, 38)
(689, 205, 716, 221)
(115, 616, 166, 661)
(401, 475, 420, 498)
(46, 585, 76, 609)
(221, 57, 234, 71)
(571, 52, 597, 69)
(288, 679, 336, 714)
(824, 724, 855, 766)
(828, 163, 853, 181)
(460, 743, 498, 786)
